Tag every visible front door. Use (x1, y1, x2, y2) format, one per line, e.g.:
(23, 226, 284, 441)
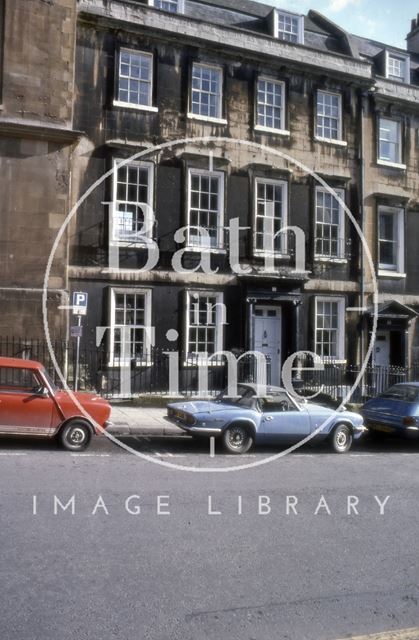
(253, 306, 282, 386)
(374, 332, 390, 367)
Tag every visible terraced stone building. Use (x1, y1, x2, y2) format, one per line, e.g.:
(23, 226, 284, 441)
(2, 0, 419, 391)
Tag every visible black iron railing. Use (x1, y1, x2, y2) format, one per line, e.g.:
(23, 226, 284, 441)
(0, 336, 417, 401)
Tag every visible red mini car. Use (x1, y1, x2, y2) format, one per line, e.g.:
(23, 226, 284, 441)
(0, 357, 112, 450)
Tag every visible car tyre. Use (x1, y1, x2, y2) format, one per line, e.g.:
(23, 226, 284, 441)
(222, 423, 253, 454)
(331, 423, 353, 454)
(60, 421, 92, 451)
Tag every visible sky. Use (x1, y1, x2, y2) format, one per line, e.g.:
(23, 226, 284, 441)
(264, 0, 418, 49)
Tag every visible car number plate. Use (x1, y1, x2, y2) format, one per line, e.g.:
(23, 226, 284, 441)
(374, 424, 394, 433)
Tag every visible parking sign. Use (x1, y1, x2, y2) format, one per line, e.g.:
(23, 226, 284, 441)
(72, 291, 88, 315)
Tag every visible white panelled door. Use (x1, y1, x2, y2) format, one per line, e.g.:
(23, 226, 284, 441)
(374, 331, 390, 367)
(253, 306, 282, 386)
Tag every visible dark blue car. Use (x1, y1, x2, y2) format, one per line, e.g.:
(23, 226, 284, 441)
(362, 383, 419, 439)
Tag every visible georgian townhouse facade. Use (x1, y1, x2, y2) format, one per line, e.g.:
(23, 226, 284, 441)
(70, 0, 371, 388)
(2, 0, 419, 392)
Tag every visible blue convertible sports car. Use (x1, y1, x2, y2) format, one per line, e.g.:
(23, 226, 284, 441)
(166, 384, 366, 454)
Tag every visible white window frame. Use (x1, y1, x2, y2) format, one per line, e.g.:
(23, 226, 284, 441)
(113, 48, 158, 112)
(273, 10, 304, 44)
(111, 158, 154, 246)
(185, 291, 224, 362)
(186, 168, 225, 250)
(385, 51, 410, 84)
(109, 288, 153, 366)
(253, 177, 288, 257)
(148, 0, 185, 13)
(378, 117, 404, 168)
(255, 76, 288, 135)
(378, 205, 405, 275)
(314, 187, 345, 260)
(314, 296, 345, 363)
(315, 90, 343, 143)
(188, 62, 225, 124)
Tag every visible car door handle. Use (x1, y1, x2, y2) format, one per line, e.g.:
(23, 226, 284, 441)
(265, 416, 273, 421)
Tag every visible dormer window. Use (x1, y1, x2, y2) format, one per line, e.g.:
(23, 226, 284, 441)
(274, 10, 304, 44)
(385, 51, 410, 83)
(149, 0, 184, 14)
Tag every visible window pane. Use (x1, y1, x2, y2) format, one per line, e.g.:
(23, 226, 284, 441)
(187, 293, 223, 355)
(254, 180, 286, 254)
(316, 91, 341, 140)
(315, 299, 342, 360)
(256, 79, 284, 130)
(118, 50, 152, 107)
(0, 368, 38, 390)
(112, 291, 148, 361)
(315, 189, 343, 258)
(387, 55, 405, 81)
(154, 0, 180, 12)
(191, 64, 222, 119)
(378, 207, 402, 270)
(188, 171, 222, 248)
(114, 163, 151, 242)
(379, 118, 401, 163)
(277, 12, 300, 43)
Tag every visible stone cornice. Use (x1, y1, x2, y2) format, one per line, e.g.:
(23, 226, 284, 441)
(0, 119, 83, 144)
(78, 0, 373, 83)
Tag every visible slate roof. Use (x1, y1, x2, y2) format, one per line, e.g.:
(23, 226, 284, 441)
(131, 0, 419, 78)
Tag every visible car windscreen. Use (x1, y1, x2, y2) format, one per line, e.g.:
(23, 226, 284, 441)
(216, 385, 252, 404)
(380, 385, 419, 402)
(236, 391, 257, 408)
(41, 368, 59, 392)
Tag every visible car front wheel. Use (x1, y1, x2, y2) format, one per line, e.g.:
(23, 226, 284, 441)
(222, 424, 253, 454)
(331, 423, 353, 454)
(60, 421, 92, 451)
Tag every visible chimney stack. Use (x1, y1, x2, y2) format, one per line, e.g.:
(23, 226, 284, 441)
(407, 14, 419, 53)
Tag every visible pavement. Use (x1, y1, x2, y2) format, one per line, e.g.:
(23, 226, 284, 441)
(108, 404, 182, 436)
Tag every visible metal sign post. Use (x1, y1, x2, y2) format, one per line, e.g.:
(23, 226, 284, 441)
(72, 292, 88, 392)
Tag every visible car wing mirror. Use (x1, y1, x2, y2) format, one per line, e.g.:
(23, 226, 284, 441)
(33, 385, 48, 396)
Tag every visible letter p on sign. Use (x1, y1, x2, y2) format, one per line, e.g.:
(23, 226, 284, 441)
(72, 291, 88, 316)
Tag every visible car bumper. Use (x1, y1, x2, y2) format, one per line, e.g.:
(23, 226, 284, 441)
(354, 424, 367, 432)
(366, 420, 419, 438)
(353, 424, 368, 439)
(93, 420, 113, 435)
(165, 416, 222, 436)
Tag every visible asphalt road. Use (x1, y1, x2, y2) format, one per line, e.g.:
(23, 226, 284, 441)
(1, 433, 419, 640)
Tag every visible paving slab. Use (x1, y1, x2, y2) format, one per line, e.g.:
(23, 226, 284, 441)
(107, 405, 184, 436)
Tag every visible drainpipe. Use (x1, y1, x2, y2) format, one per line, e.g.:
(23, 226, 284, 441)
(247, 297, 255, 349)
(358, 89, 367, 367)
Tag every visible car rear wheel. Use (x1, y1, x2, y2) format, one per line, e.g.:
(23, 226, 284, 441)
(60, 421, 92, 451)
(331, 423, 353, 454)
(222, 424, 253, 454)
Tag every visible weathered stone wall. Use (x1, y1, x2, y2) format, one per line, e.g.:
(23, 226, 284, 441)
(0, 0, 77, 340)
(2, 0, 76, 124)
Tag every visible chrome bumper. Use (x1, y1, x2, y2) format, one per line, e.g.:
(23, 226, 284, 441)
(354, 424, 368, 433)
(165, 416, 221, 436)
